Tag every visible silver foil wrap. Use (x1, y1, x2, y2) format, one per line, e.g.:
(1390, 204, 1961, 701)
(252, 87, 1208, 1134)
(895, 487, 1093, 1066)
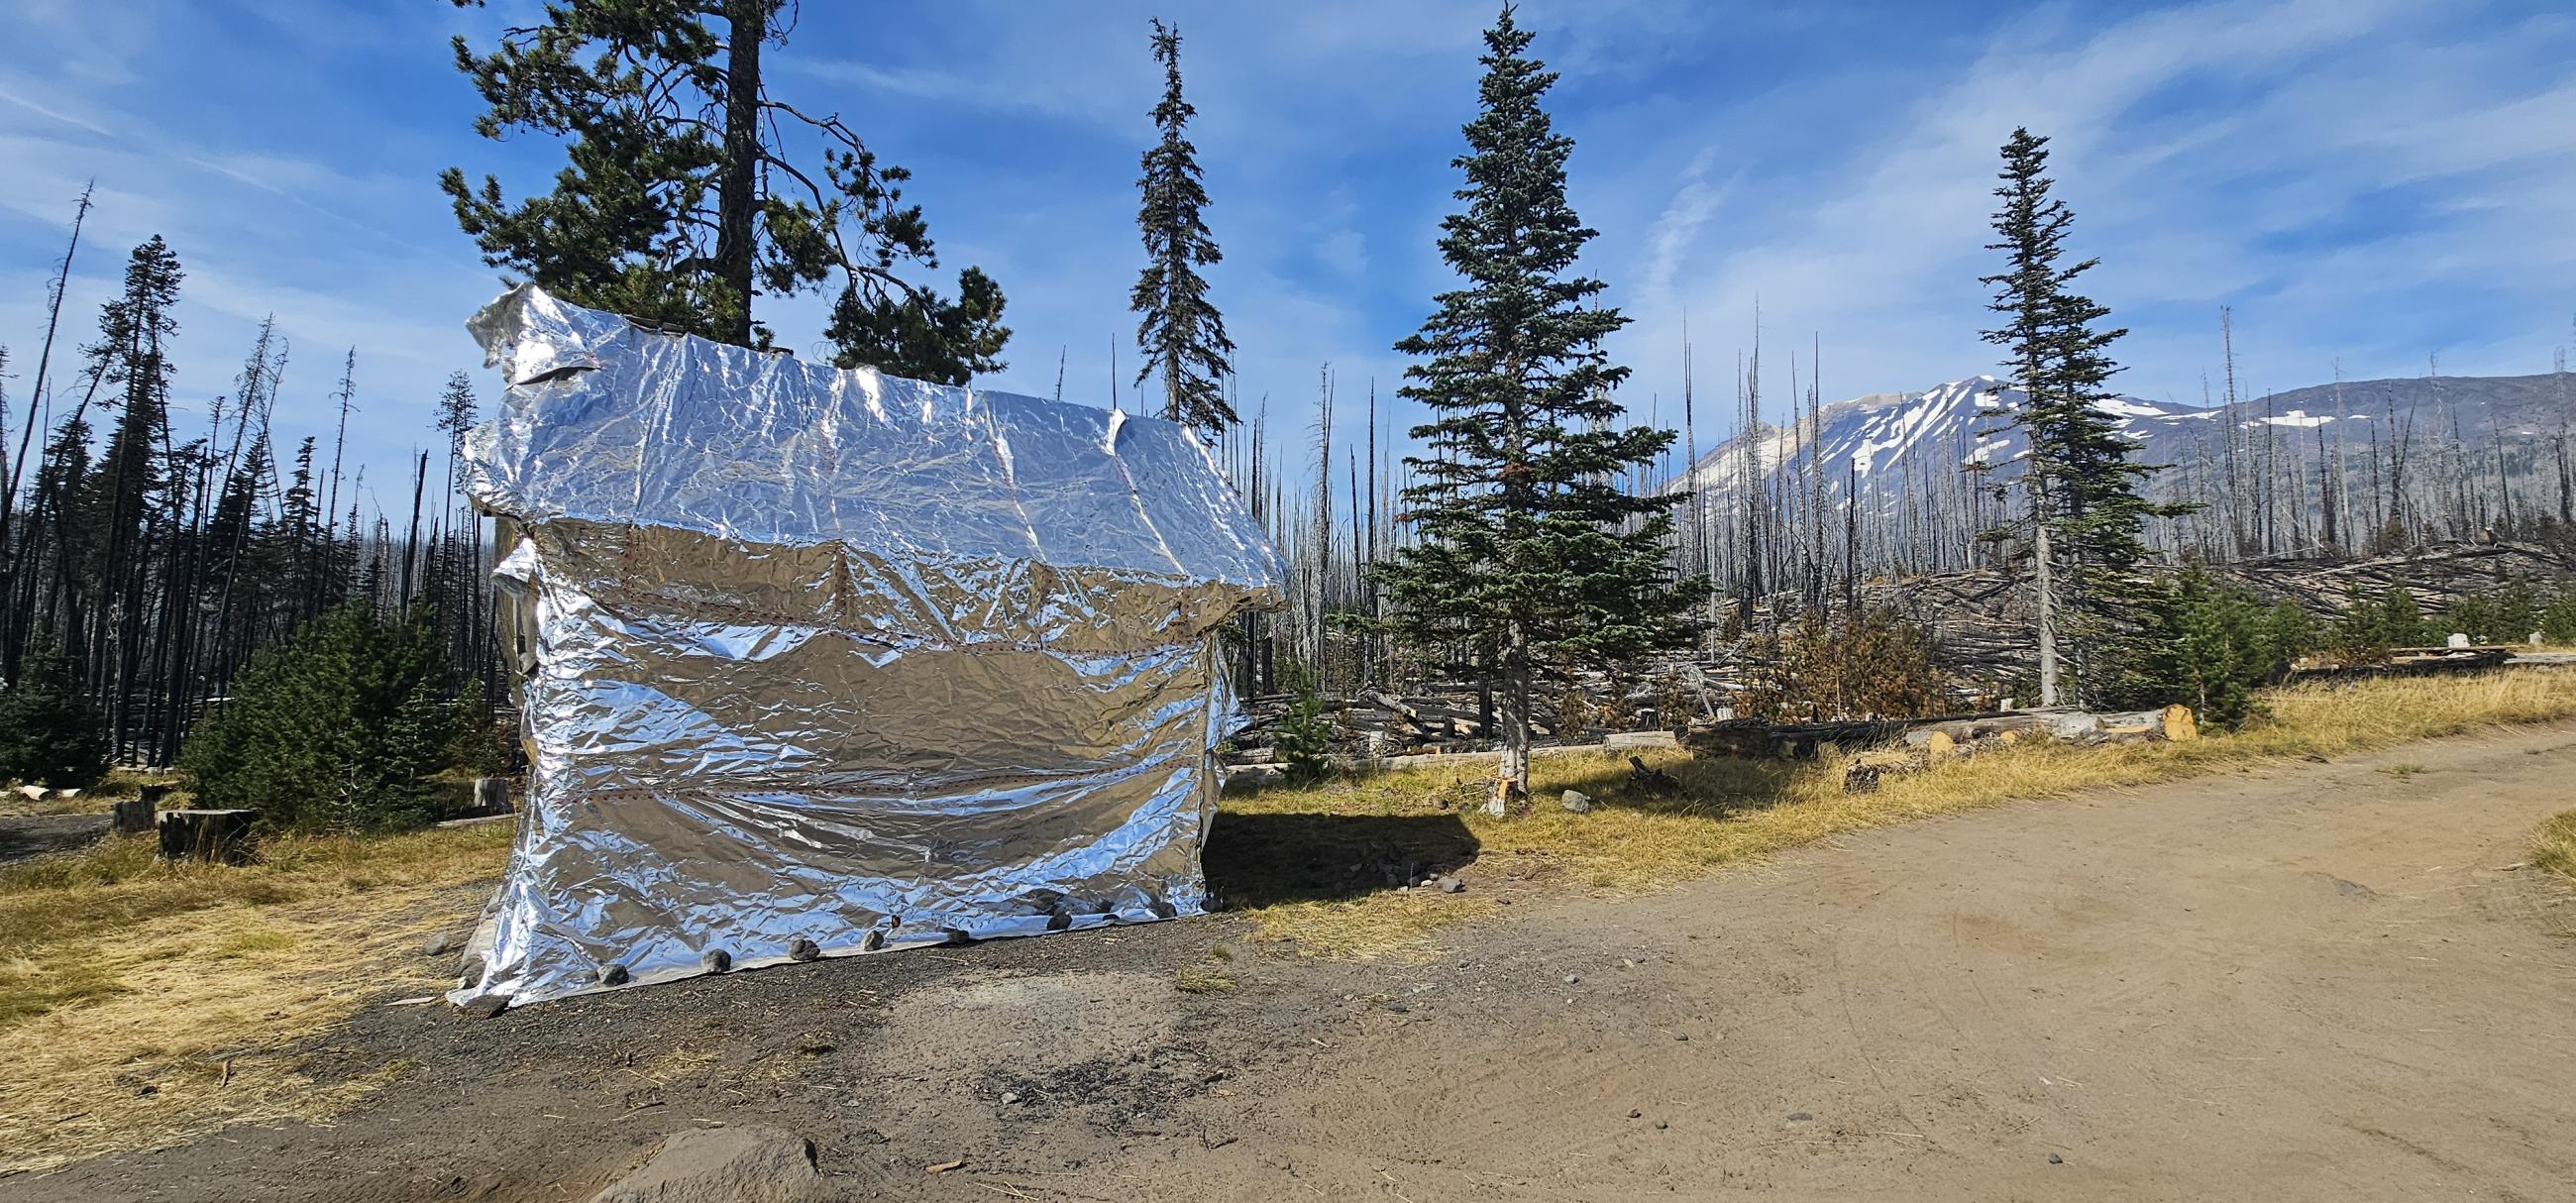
(452, 286, 1281, 1006)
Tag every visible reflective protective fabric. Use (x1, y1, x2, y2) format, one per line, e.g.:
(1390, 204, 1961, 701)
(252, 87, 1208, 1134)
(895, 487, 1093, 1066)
(453, 286, 1280, 1006)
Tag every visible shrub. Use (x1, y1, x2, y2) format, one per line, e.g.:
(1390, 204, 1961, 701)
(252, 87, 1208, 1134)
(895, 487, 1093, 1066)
(2447, 594, 2499, 645)
(2328, 585, 2436, 662)
(1740, 606, 1948, 722)
(2491, 582, 2542, 644)
(1273, 691, 1338, 787)
(182, 602, 470, 832)
(0, 643, 109, 790)
(2121, 568, 2300, 729)
(2261, 599, 2317, 663)
(2544, 587, 2576, 645)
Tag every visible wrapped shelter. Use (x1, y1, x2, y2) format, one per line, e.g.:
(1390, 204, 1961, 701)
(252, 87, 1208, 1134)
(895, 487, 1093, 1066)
(451, 286, 1281, 1007)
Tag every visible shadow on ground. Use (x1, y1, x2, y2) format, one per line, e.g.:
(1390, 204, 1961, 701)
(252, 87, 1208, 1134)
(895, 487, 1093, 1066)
(1515, 753, 1811, 820)
(1204, 812, 1479, 909)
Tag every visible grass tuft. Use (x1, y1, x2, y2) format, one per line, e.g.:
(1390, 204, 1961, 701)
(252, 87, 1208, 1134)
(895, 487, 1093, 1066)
(1174, 965, 1237, 994)
(2535, 811, 2576, 885)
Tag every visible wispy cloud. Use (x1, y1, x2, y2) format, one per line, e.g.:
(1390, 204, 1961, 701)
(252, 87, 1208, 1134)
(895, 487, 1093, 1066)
(3, 0, 2570, 512)
(1603, 0, 2576, 418)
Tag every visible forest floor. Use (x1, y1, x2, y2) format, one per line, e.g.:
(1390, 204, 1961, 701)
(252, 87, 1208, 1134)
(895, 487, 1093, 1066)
(2, 675, 2574, 1199)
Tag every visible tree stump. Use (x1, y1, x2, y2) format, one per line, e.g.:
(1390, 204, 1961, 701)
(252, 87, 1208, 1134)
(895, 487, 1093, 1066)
(472, 777, 510, 814)
(111, 798, 155, 836)
(159, 809, 258, 864)
(2160, 705, 2198, 742)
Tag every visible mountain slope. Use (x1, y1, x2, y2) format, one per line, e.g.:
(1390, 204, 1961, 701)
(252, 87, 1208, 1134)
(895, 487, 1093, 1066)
(1662, 371, 2573, 520)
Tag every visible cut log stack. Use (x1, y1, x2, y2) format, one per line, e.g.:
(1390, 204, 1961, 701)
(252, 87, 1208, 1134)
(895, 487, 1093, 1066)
(1698, 704, 2198, 764)
(2288, 647, 2517, 683)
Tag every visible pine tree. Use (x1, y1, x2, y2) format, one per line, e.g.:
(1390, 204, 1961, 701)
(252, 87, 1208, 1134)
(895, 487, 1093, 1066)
(0, 641, 109, 789)
(435, 372, 477, 492)
(183, 602, 463, 831)
(1980, 128, 2174, 705)
(2127, 567, 2300, 729)
(75, 238, 187, 755)
(442, 0, 1009, 381)
(1129, 18, 1235, 437)
(1374, 6, 1702, 813)
(825, 265, 1010, 384)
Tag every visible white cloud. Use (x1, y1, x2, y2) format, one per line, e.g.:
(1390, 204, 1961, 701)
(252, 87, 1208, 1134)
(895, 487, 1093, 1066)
(1596, 0, 2576, 439)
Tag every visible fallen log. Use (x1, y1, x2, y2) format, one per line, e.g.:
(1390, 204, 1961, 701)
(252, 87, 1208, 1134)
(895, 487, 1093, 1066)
(2287, 648, 2515, 683)
(1700, 705, 2199, 760)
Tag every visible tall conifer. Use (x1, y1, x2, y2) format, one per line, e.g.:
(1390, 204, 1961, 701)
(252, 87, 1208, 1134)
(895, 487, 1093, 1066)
(1375, 6, 1701, 813)
(1980, 128, 2174, 705)
(1130, 18, 1234, 436)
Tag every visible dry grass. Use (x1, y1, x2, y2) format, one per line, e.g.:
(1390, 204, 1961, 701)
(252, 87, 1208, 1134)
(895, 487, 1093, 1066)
(0, 823, 511, 1172)
(1173, 964, 1237, 995)
(4, 670, 2572, 1171)
(1215, 670, 2576, 958)
(0, 769, 186, 819)
(2535, 811, 2576, 886)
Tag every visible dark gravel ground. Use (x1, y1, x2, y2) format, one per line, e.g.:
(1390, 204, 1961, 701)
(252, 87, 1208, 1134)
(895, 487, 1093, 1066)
(7, 893, 1422, 1201)
(0, 814, 109, 867)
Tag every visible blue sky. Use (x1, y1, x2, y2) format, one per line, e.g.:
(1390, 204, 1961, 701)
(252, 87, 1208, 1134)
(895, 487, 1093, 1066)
(5, 0, 2574, 516)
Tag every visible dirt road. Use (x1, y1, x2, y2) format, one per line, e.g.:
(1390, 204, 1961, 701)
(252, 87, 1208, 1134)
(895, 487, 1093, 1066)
(16, 725, 2576, 1201)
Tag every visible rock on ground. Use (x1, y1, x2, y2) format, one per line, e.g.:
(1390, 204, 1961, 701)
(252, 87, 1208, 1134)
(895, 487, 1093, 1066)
(590, 1125, 824, 1203)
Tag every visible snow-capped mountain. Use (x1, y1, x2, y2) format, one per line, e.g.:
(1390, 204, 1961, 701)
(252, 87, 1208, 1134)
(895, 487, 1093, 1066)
(1658, 371, 2573, 515)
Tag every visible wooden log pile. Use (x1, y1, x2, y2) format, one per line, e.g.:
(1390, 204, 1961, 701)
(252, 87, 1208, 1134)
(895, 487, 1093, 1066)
(1694, 705, 2198, 764)
(2228, 540, 2576, 618)
(1224, 540, 2561, 767)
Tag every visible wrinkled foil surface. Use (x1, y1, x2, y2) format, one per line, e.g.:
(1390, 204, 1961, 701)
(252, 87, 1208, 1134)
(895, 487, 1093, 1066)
(453, 286, 1280, 1006)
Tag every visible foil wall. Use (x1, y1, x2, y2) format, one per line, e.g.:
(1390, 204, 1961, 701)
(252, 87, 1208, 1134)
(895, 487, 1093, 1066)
(453, 286, 1280, 1006)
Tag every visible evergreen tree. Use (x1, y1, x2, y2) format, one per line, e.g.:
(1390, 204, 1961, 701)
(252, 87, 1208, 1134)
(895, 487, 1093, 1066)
(0, 641, 109, 789)
(435, 372, 478, 492)
(442, 0, 1009, 381)
(74, 238, 187, 753)
(824, 265, 1011, 384)
(183, 602, 465, 832)
(78, 239, 183, 577)
(1129, 18, 1235, 437)
(21, 414, 94, 660)
(1980, 128, 2174, 705)
(2124, 568, 2303, 729)
(1374, 6, 1702, 813)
